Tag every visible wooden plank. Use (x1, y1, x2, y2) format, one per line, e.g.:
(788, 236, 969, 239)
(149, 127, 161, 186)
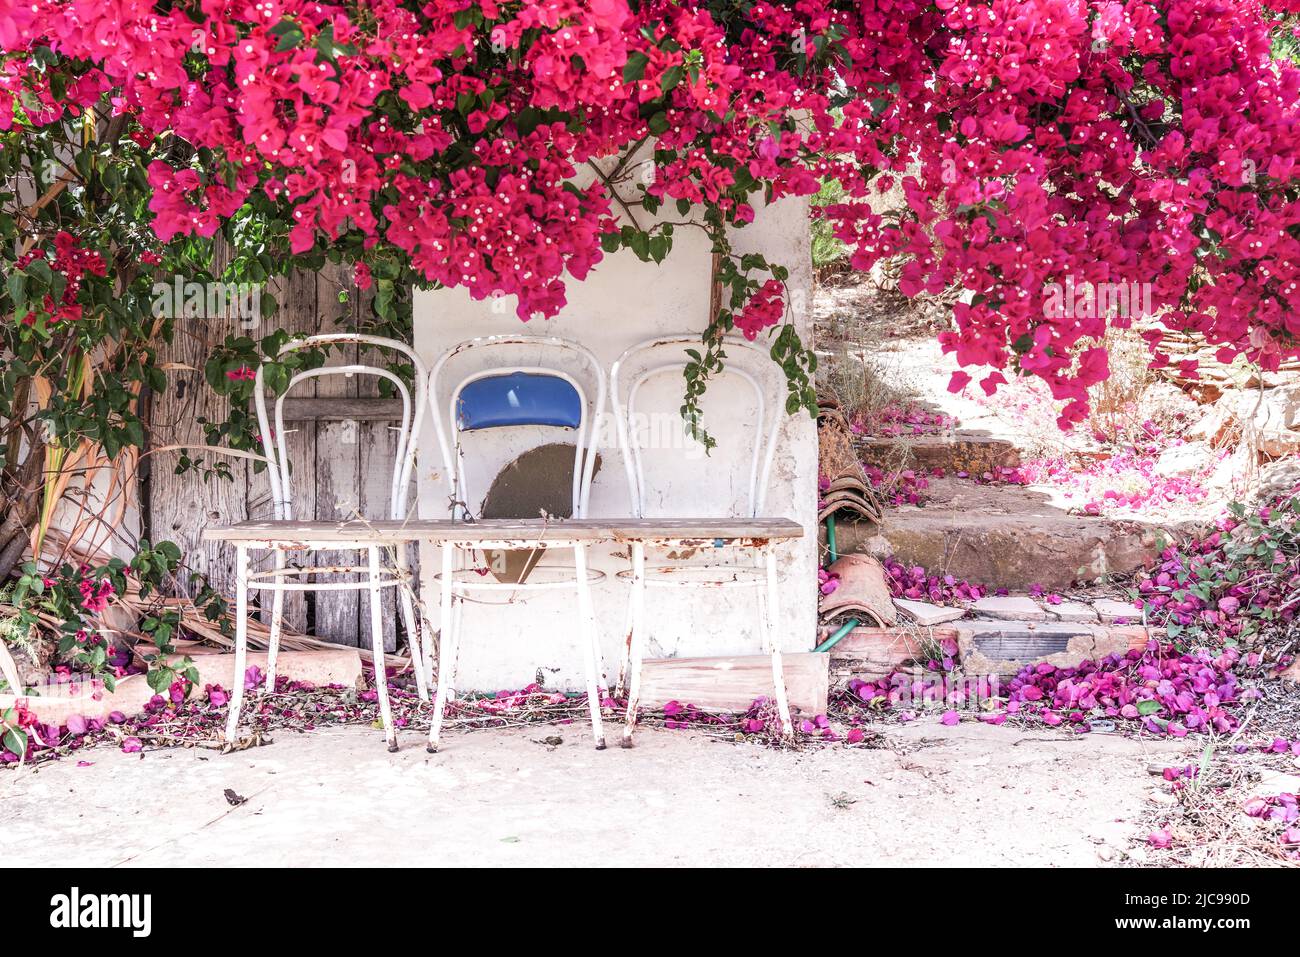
(146, 239, 250, 602)
(637, 653, 828, 715)
(279, 396, 404, 422)
(312, 264, 362, 647)
(203, 517, 805, 543)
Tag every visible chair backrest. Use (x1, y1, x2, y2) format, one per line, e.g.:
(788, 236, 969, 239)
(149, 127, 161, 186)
(254, 333, 427, 522)
(610, 335, 784, 519)
(428, 335, 605, 520)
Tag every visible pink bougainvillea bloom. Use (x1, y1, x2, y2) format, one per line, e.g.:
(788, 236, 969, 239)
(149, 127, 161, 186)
(120, 737, 143, 754)
(1148, 829, 1173, 848)
(940, 710, 960, 726)
(846, 728, 865, 744)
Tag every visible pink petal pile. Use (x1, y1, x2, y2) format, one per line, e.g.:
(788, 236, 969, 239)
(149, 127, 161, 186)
(864, 466, 929, 506)
(841, 640, 1243, 738)
(853, 403, 955, 438)
(1001, 641, 1242, 735)
(882, 555, 987, 604)
(940, 450, 1214, 518)
(1132, 501, 1300, 653)
(1243, 793, 1300, 860)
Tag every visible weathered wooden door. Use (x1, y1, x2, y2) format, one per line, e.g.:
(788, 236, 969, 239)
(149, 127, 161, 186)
(145, 262, 403, 650)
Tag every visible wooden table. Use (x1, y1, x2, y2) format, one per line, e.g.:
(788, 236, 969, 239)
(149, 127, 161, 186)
(203, 517, 803, 549)
(204, 517, 804, 750)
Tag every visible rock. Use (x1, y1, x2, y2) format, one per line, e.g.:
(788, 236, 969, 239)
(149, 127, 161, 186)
(1092, 598, 1141, 624)
(842, 477, 1165, 590)
(1234, 385, 1300, 456)
(1251, 457, 1300, 506)
(1152, 441, 1210, 478)
(894, 598, 967, 626)
(971, 596, 1046, 621)
(1046, 601, 1100, 623)
(858, 532, 893, 559)
(1184, 404, 1232, 444)
(1254, 771, 1300, 795)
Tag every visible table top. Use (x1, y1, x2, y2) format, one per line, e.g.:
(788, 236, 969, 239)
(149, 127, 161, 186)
(202, 517, 804, 545)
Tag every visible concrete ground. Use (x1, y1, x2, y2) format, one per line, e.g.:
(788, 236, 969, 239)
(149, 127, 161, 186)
(2, 721, 1191, 867)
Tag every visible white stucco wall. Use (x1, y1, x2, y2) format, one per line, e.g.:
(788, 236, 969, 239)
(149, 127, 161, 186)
(413, 195, 817, 691)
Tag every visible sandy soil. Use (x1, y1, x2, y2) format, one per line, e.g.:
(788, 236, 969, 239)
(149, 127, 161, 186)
(1, 720, 1192, 868)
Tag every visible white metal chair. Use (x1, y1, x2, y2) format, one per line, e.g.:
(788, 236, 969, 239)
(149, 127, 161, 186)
(610, 335, 795, 746)
(222, 333, 428, 751)
(425, 334, 609, 751)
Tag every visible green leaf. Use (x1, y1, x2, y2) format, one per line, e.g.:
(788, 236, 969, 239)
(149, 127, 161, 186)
(623, 51, 649, 83)
(2, 727, 27, 757)
(1136, 700, 1162, 716)
(25, 257, 52, 285)
(270, 19, 305, 52)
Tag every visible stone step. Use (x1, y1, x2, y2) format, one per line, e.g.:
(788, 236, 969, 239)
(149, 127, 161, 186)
(855, 432, 1020, 475)
(827, 622, 1153, 682)
(836, 477, 1166, 590)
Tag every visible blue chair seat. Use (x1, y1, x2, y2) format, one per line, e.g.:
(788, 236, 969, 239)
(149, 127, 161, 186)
(457, 372, 582, 431)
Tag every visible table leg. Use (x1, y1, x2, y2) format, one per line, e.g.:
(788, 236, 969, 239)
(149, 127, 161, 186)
(396, 545, 428, 702)
(574, 543, 606, 750)
(224, 545, 249, 745)
(428, 542, 455, 753)
(368, 545, 398, 752)
(763, 542, 794, 738)
(263, 550, 285, 694)
(621, 541, 647, 748)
